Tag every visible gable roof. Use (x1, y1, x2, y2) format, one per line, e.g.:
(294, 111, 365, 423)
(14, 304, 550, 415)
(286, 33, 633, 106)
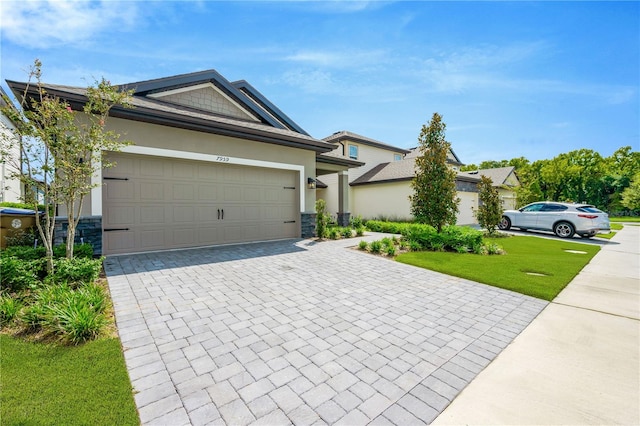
(405, 147, 464, 166)
(460, 166, 519, 186)
(6, 70, 335, 153)
(350, 157, 479, 186)
(323, 131, 411, 154)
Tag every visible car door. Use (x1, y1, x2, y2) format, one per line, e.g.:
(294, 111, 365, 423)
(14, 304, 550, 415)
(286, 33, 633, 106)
(514, 203, 544, 228)
(537, 204, 568, 231)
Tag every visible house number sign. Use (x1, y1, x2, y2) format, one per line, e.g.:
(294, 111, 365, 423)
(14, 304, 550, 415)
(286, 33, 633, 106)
(215, 156, 230, 162)
(11, 219, 22, 229)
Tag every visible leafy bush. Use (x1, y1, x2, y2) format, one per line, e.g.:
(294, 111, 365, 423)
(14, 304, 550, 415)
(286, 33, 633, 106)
(5, 229, 38, 247)
(315, 199, 330, 239)
(386, 245, 397, 256)
(358, 240, 368, 250)
(328, 227, 340, 240)
(355, 227, 365, 237)
(1, 245, 47, 261)
(52, 243, 94, 259)
(349, 215, 363, 229)
(47, 257, 103, 286)
(409, 240, 422, 251)
(0, 295, 23, 326)
(340, 227, 353, 238)
(365, 220, 412, 234)
(486, 242, 505, 255)
(370, 240, 382, 253)
(0, 256, 42, 292)
(381, 237, 394, 248)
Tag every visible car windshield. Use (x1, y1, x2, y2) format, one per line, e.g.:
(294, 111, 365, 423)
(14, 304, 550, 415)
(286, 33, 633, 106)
(576, 206, 603, 213)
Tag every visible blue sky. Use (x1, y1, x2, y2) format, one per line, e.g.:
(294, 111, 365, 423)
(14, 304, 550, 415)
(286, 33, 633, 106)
(1, 1, 638, 164)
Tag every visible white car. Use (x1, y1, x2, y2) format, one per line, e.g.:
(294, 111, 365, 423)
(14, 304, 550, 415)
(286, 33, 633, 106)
(498, 201, 610, 239)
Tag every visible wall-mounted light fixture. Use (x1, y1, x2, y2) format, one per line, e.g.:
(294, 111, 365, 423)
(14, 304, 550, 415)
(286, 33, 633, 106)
(307, 177, 316, 189)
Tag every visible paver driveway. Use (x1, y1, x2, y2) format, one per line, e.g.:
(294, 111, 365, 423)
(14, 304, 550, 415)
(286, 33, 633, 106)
(105, 235, 547, 425)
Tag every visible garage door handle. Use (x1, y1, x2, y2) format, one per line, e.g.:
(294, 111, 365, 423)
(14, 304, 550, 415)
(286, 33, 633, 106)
(103, 177, 129, 181)
(217, 209, 220, 220)
(104, 228, 130, 232)
(221, 209, 224, 220)
(284, 220, 296, 224)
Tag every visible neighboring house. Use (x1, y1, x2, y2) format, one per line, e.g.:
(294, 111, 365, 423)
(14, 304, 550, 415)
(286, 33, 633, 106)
(0, 87, 23, 203)
(460, 167, 520, 210)
(318, 131, 484, 225)
(7, 70, 358, 255)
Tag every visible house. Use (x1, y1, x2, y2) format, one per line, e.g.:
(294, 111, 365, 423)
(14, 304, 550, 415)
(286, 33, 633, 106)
(460, 167, 520, 210)
(318, 131, 519, 225)
(0, 87, 23, 203)
(7, 70, 360, 255)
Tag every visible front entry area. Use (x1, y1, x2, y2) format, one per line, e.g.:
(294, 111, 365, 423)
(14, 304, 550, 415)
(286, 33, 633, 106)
(102, 152, 299, 255)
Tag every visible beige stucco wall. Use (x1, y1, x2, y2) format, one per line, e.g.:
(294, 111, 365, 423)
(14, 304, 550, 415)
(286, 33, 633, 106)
(350, 180, 479, 225)
(336, 141, 404, 181)
(0, 114, 22, 203)
(499, 188, 518, 210)
(82, 117, 317, 217)
(351, 181, 412, 220)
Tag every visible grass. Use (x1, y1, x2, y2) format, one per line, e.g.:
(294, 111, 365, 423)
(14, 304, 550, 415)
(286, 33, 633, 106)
(610, 216, 640, 222)
(396, 236, 599, 301)
(0, 335, 139, 426)
(597, 223, 623, 240)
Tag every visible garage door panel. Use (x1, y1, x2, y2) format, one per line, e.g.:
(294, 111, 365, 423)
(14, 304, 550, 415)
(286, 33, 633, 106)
(140, 182, 166, 201)
(140, 229, 166, 249)
(198, 184, 218, 200)
(103, 152, 299, 255)
(104, 180, 135, 200)
(139, 158, 166, 177)
(172, 183, 195, 201)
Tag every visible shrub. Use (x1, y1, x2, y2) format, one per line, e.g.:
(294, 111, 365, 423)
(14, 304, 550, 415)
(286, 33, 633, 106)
(315, 199, 330, 239)
(0, 295, 23, 326)
(365, 220, 411, 234)
(340, 227, 353, 238)
(355, 226, 365, 237)
(328, 227, 340, 240)
(47, 258, 103, 286)
(486, 243, 505, 255)
(350, 215, 364, 229)
(409, 240, 422, 251)
(386, 245, 397, 256)
(5, 229, 38, 247)
(48, 296, 107, 344)
(370, 240, 382, 253)
(381, 237, 394, 248)
(358, 240, 368, 250)
(1, 245, 47, 261)
(0, 257, 42, 292)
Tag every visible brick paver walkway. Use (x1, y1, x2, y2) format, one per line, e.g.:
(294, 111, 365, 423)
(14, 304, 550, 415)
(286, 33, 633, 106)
(105, 235, 547, 425)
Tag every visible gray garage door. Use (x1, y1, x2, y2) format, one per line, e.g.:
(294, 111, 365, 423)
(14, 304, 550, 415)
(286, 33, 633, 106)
(102, 152, 299, 255)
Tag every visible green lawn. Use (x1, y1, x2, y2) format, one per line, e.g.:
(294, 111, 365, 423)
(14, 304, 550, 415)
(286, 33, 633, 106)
(0, 335, 139, 426)
(597, 223, 624, 239)
(610, 216, 640, 222)
(396, 236, 599, 301)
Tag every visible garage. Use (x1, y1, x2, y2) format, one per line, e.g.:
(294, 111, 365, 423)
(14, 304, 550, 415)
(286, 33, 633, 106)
(102, 152, 299, 255)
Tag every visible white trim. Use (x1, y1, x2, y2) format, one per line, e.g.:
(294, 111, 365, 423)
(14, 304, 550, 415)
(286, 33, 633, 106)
(147, 82, 257, 121)
(91, 156, 102, 216)
(97, 145, 306, 212)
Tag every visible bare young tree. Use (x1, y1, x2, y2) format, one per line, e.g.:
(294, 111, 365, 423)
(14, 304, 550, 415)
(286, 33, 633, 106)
(0, 59, 133, 270)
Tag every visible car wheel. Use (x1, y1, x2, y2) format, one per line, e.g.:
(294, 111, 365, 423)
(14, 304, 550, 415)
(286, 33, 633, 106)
(554, 221, 575, 238)
(498, 216, 511, 230)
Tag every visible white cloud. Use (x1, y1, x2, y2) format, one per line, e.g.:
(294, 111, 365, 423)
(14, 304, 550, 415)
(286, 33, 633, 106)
(284, 48, 390, 68)
(0, 0, 139, 49)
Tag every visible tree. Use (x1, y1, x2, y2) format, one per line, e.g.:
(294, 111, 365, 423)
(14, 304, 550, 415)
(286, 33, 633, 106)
(475, 175, 503, 235)
(0, 59, 133, 269)
(409, 112, 459, 232)
(315, 198, 330, 240)
(621, 173, 640, 211)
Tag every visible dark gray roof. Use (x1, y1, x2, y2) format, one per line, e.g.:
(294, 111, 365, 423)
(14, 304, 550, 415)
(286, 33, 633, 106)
(6, 79, 335, 154)
(405, 147, 464, 166)
(323, 131, 410, 154)
(460, 166, 518, 186)
(351, 157, 479, 186)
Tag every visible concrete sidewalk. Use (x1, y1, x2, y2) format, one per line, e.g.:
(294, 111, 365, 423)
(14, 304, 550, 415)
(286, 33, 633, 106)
(432, 225, 640, 425)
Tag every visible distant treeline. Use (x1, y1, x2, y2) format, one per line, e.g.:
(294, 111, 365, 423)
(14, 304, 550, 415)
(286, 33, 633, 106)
(461, 146, 640, 212)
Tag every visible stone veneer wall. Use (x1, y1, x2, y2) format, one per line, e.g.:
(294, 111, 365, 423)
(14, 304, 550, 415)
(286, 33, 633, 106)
(336, 212, 351, 227)
(301, 213, 316, 238)
(54, 216, 102, 256)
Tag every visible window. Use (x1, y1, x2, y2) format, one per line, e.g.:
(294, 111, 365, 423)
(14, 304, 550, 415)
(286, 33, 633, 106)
(541, 204, 568, 212)
(522, 203, 544, 212)
(349, 145, 358, 160)
(394, 154, 402, 161)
